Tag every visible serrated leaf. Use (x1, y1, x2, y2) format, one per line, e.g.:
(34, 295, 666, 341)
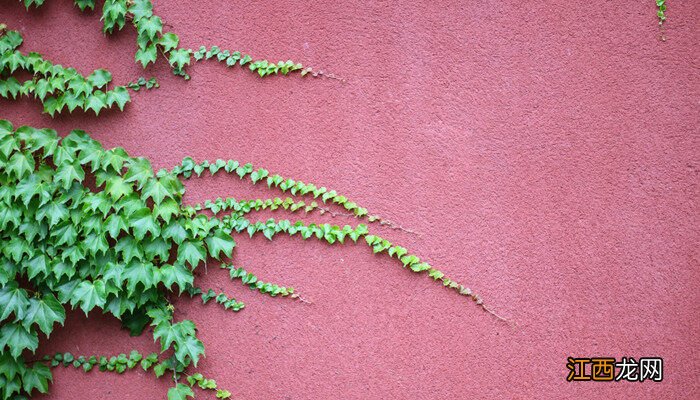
(129, 207, 161, 240)
(177, 241, 206, 269)
(174, 335, 205, 367)
(160, 263, 194, 294)
(168, 383, 194, 400)
(0, 283, 29, 323)
(23, 293, 65, 337)
(135, 44, 157, 68)
(107, 86, 130, 111)
(87, 69, 112, 89)
(70, 280, 107, 316)
(205, 231, 235, 259)
(123, 260, 157, 293)
(0, 322, 38, 358)
(159, 33, 179, 52)
(21, 362, 52, 395)
(124, 157, 154, 189)
(85, 90, 107, 115)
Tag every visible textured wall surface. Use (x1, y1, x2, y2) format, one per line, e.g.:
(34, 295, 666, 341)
(1, 1, 698, 399)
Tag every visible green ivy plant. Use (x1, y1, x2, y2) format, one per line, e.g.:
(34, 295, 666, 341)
(656, 0, 667, 25)
(1, 0, 314, 117)
(0, 1, 503, 399)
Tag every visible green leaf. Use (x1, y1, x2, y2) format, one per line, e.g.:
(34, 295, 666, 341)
(70, 280, 107, 316)
(54, 161, 85, 189)
(142, 176, 175, 205)
(159, 33, 179, 52)
(168, 48, 191, 69)
(87, 69, 112, 89)
(105, 214, 128, 239)
(107, 86, 130, 111)
(121, 309, 150, 336)
(153, 320, 194, 353)
(123, 260, 157, 293)
(177, 241, 206, 269)
(135, 44, 157, 68)
(0, 322, 38, 358)
(74, 0, 95, 11)
(21, 362, 52, 395)
(7, 152, 35, 180)
(129, 207, 161, 240)
(137, 16, 163, 40)
(23, 293, 65, 337)
(168, 383, 194, 400)
(160, 263, 194, 294)
(174, 335, 205, 366)
(105, 176, 134, 201)
(85, 90, 107, 115)
(0, 283, 29, 323)
(128, 0, 152, 21)
(205, 231, 235, 259)
(124, 157, 154, 189)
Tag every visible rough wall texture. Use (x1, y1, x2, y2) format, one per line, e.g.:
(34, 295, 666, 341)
(1, 1, 698, 399)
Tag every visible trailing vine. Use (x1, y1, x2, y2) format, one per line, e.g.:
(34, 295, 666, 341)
(0, 1, 504, 399)
(656, 0, 667, 25)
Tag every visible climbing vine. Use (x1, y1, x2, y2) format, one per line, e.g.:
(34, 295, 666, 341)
(0, 1, 501, 399)
(656, 0, 667, 25)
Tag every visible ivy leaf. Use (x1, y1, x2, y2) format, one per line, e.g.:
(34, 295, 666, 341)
(0, 322, 38, 358)
(153, 320, 194, 352)
(7, 152, 35, 180)
(23, 294, 65, 337)
(154, 198, 180, 223)
(54, 161, 85, 189)
(160, 263, 194, 294)
(63, 92, 84, 113)
(87, 69, 112, 89)
(85, 90, 107, 115)
(205, 231, 235, 259)
(159, 33, 179, 52)
(21, 362, 52, 395)
(105, 176, 134, 201)
(128, 0, 152, 21)
(168, 48, 191, 69)
(70, 280, 107, 316)
(142, 176, 175, 205)
(174, 335, 205, 367)
(106, 86, 130, 111)
(0, 283, 29, 323)
(105, 214, 129, 238)
(143, 237, 171, 261)
(123, 260, 157, 293)
(137, 16, 163, 41)
(129, 207, 161, 240)
(162, 220, 187, 245)
(26, 255, 49, 280)
(135, 44, 157, 68)
(74, 0, 95, 11)
(0, 77, 22, 99)
(177, 241, 206, 269)
(167, 383, 194, 400)
(124, 157, 154, 189)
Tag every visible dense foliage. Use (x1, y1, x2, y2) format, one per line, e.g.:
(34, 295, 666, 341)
(30, 0, 665, 398)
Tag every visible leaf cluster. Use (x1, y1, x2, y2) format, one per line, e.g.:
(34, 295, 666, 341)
(0, 30, 131, 116)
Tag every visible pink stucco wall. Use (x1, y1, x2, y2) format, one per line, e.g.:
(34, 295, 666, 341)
(1, 1, 698, 399)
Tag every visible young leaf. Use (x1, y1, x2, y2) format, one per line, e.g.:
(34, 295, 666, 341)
(168, 384, 194, 400)
(23, 293, 66, 337)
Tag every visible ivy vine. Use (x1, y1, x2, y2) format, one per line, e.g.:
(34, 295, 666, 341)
(656, 0, 668, 25)
(0, 1, 503, 399)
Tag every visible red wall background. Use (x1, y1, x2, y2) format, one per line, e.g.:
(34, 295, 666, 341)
(1, 1, 698, 399)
